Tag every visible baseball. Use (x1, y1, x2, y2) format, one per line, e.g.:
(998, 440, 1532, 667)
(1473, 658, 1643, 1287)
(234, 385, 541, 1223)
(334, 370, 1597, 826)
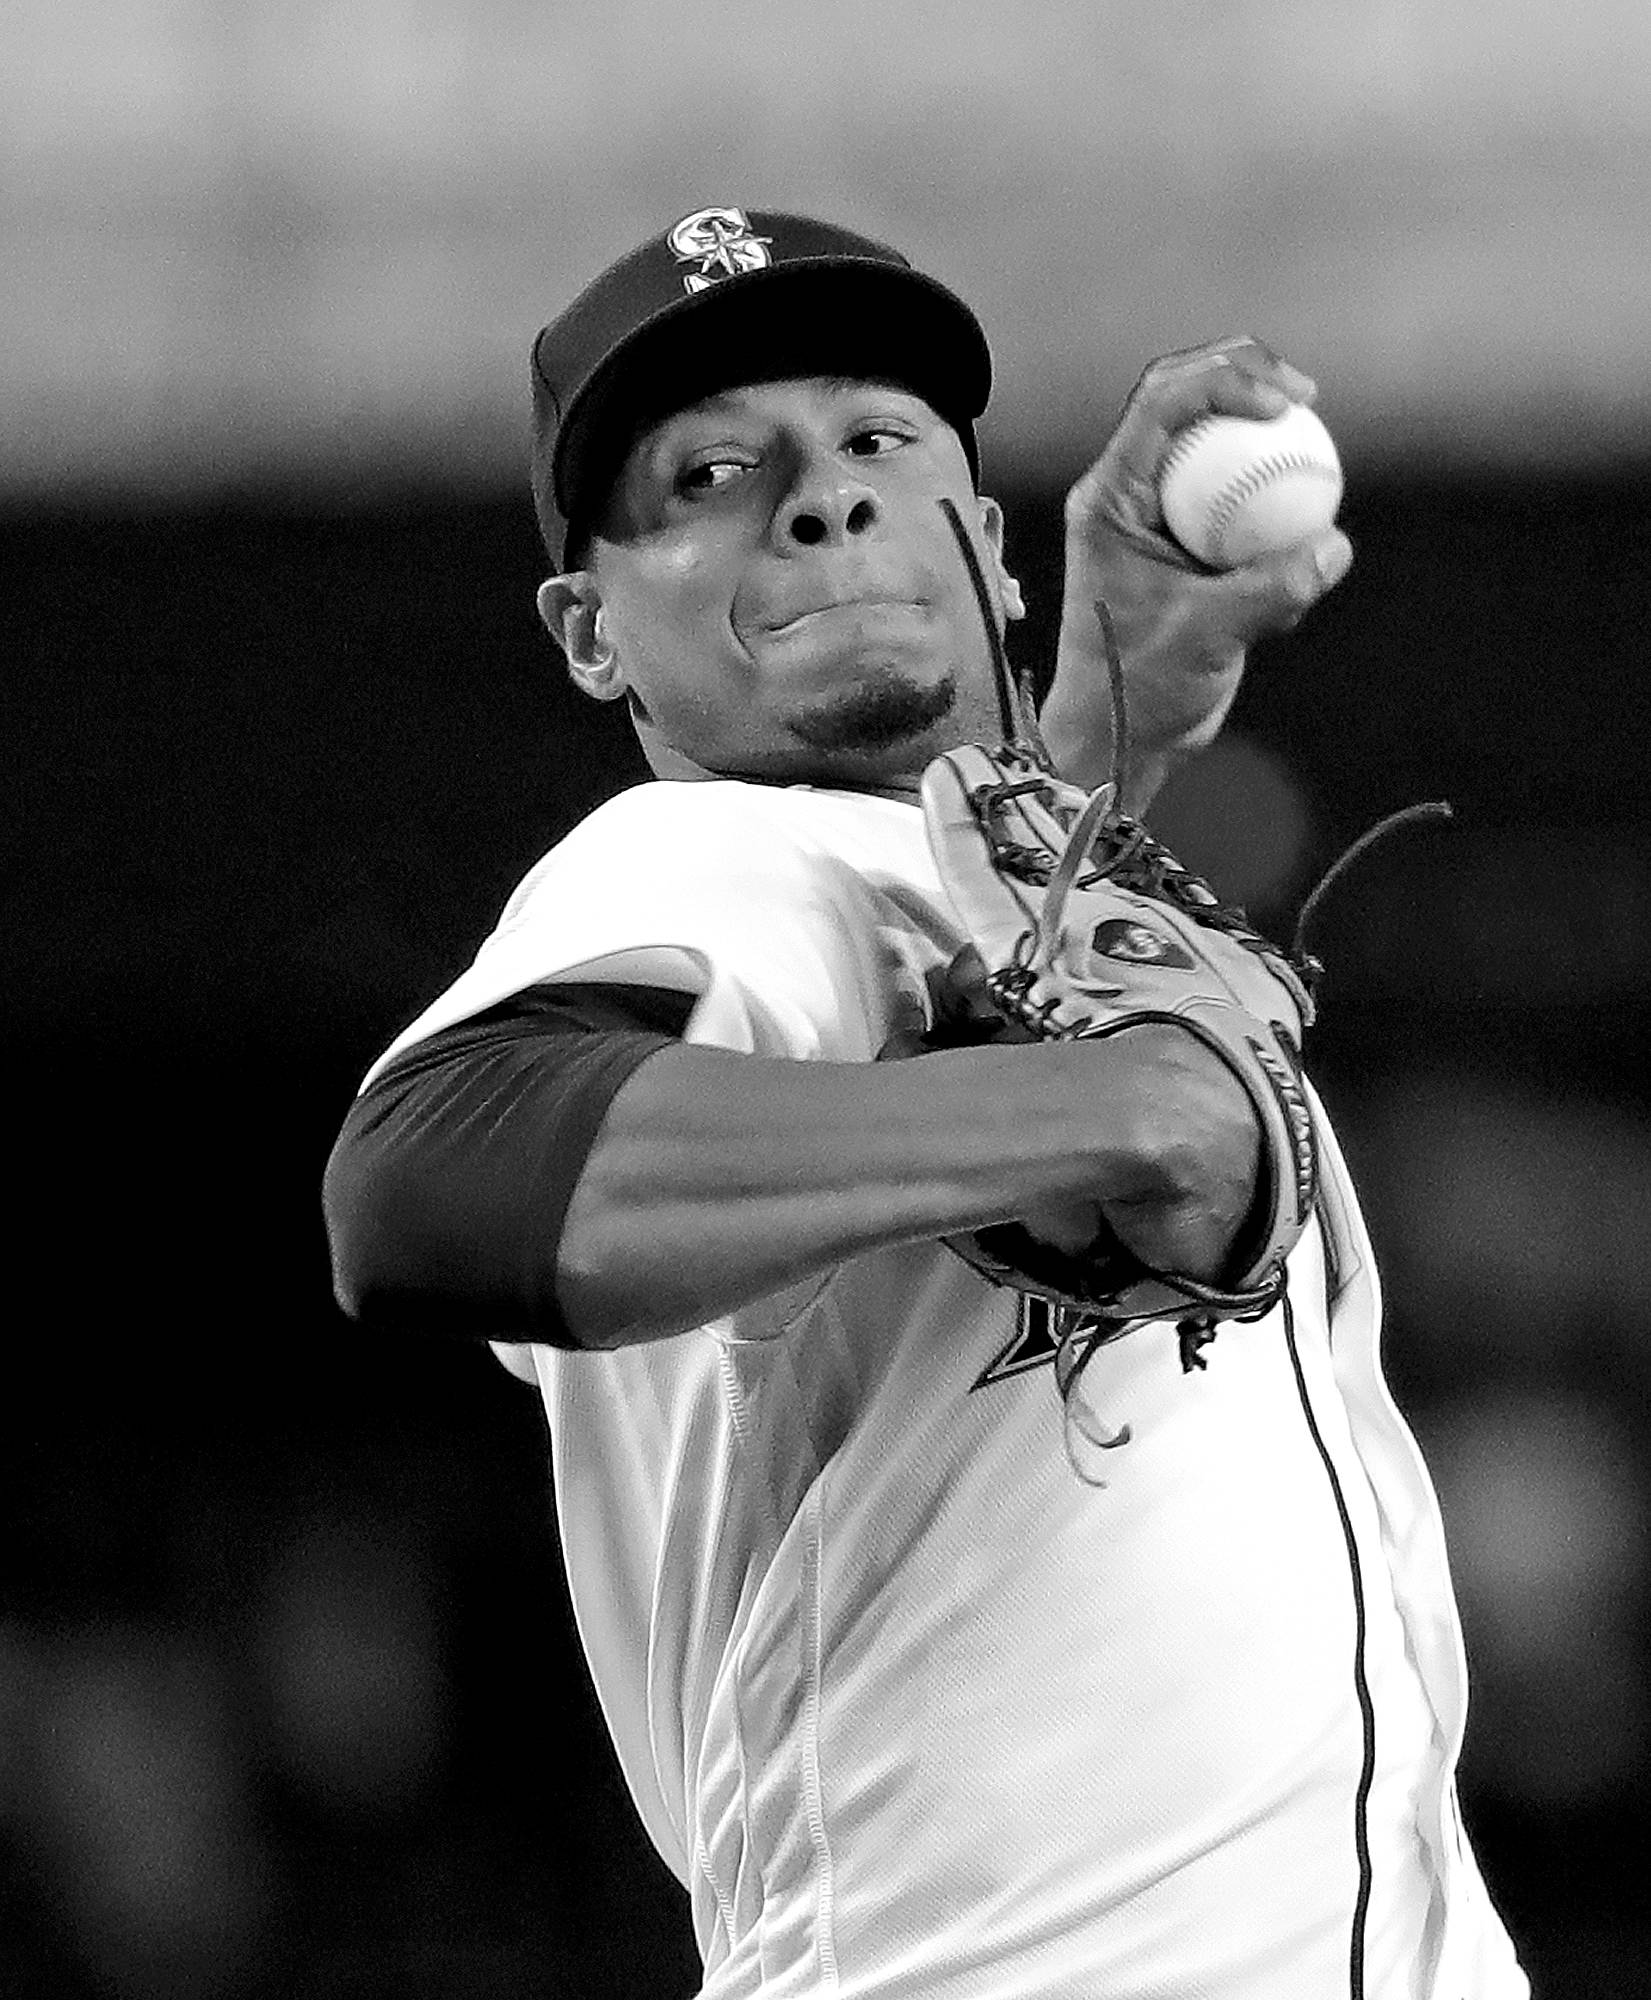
(1158, 402, 1343, 569)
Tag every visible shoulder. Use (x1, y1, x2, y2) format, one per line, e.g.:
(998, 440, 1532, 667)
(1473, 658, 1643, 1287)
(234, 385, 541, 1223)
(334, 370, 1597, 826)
(501, 779, 928, 928)
(575, 775, 919, 851)
(361, 780, 937, 1081)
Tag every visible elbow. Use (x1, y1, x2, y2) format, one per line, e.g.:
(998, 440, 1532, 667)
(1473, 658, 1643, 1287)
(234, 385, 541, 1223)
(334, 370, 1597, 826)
(321, 1118, 402, 1326)
(550, 1209, 653, 1351)
(319, 1105, 488, 1339)
(553, 1180, 712, 1351)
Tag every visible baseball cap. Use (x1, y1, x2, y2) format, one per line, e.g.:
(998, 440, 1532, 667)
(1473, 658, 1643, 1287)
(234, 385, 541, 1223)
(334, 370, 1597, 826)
(530, 205, 993, 568)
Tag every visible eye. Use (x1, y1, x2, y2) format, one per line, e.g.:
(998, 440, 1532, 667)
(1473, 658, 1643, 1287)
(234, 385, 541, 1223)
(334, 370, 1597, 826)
(844, 424, 912, 459)
(676, 454, 754, 497)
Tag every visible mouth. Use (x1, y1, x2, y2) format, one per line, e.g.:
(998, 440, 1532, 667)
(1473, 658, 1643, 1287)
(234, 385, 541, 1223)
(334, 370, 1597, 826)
(762, 595, 927, 637)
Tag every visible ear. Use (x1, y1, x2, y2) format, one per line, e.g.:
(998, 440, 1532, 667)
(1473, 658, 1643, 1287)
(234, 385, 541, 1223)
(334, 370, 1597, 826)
(976, 496, 1026, 624)
(536, 574, 627, 701)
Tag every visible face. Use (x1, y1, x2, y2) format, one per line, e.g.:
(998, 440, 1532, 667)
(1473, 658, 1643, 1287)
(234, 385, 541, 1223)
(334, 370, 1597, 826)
(541, 377, 1023, 793)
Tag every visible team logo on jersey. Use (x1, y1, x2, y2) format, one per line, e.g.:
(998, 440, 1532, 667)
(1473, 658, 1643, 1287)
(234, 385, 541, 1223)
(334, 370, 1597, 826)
(666, 207, 774, 293)
(973, 1295, 1074, 1391)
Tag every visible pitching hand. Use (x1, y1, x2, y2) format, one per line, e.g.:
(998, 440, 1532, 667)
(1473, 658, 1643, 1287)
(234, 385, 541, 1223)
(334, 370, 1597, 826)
(1040, 336, 1354, 805)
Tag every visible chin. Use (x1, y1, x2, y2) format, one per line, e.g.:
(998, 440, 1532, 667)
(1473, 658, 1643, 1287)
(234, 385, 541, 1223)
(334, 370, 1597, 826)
(787, 666, 958, 758)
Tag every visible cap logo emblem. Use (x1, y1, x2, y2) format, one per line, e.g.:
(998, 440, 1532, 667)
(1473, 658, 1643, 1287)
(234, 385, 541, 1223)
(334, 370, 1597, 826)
(667, 207, 774, 294)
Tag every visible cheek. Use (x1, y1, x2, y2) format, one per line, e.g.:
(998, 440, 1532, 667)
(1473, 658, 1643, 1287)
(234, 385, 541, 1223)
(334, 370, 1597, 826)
(605, 557, 752, 729)
(607, 575, 715, 676)
(614, 537, 741, 648)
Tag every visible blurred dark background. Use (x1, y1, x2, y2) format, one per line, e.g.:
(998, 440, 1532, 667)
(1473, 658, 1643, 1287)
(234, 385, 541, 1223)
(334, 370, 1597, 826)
(7, 5, 1651, 1993)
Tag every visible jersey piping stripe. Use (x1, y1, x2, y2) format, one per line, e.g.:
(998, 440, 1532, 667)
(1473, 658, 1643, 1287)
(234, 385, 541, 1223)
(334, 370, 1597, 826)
(798, 1481, 842, 1990)
(1283, 1293, 1376, 2000)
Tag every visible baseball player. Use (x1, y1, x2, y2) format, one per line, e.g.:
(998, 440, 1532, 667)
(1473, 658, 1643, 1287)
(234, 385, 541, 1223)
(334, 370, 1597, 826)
(324, 206, 1528, 1997)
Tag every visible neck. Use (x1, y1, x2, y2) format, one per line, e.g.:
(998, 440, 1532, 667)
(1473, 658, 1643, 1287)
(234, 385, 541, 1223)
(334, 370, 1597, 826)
(636, 720, 924, 802)
(639, 735, 720, 784)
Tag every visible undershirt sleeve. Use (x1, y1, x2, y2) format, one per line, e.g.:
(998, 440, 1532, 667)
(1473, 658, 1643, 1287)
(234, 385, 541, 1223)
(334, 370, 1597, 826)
(323, 982, 696, 1350)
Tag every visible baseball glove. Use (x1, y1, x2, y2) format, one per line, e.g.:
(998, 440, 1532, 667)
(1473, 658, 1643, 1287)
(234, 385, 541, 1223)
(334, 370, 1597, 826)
(921, 741, 1320, 1368)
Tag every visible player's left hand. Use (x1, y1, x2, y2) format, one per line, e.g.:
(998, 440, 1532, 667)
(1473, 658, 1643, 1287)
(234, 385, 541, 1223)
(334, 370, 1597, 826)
(1039, 336, 1354, 807)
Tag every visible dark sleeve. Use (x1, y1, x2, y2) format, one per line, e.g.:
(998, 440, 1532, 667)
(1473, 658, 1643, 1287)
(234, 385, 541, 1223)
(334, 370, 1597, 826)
(323, 983, 696, 1349)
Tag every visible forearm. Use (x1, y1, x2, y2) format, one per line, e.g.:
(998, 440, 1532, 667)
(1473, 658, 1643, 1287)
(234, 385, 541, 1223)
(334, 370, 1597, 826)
(1039, 683, 1179, 815)
(558, 1032, 1233, 1347)
(1041, 534, 1244, 811)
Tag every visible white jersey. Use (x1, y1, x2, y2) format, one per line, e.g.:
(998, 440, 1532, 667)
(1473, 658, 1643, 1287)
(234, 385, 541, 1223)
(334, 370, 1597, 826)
(370, 778, 1527, 2000)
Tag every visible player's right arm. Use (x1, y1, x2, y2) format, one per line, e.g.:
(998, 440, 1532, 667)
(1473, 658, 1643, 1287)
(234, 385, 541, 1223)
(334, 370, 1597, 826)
(325, 986, 1257, 1351)
(1041, 337, 1351, 809)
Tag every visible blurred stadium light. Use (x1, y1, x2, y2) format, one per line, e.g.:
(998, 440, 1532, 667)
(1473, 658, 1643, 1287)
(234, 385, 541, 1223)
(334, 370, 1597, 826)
(24, 1628, 269, 1997)
(1422, 1390, 1649, 1809)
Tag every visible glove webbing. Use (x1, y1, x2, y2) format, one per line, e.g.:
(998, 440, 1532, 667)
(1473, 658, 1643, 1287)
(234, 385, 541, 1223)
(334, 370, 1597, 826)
(963, 763, 1317, 1031)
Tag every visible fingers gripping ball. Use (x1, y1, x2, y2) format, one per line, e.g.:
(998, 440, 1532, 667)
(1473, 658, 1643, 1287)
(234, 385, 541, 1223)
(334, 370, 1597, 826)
(1158, 403, 1343, 569)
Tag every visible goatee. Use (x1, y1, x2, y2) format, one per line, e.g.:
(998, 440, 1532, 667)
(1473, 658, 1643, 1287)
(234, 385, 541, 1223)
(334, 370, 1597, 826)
(789, 668, 957, 754)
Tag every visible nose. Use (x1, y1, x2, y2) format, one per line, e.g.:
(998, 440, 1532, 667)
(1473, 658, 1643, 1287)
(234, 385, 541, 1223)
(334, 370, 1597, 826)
(773, 448, 881, 550)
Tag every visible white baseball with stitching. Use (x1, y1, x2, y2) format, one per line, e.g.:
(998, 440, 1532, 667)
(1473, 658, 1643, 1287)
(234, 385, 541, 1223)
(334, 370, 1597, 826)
(1158, 403, 1343, 569)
